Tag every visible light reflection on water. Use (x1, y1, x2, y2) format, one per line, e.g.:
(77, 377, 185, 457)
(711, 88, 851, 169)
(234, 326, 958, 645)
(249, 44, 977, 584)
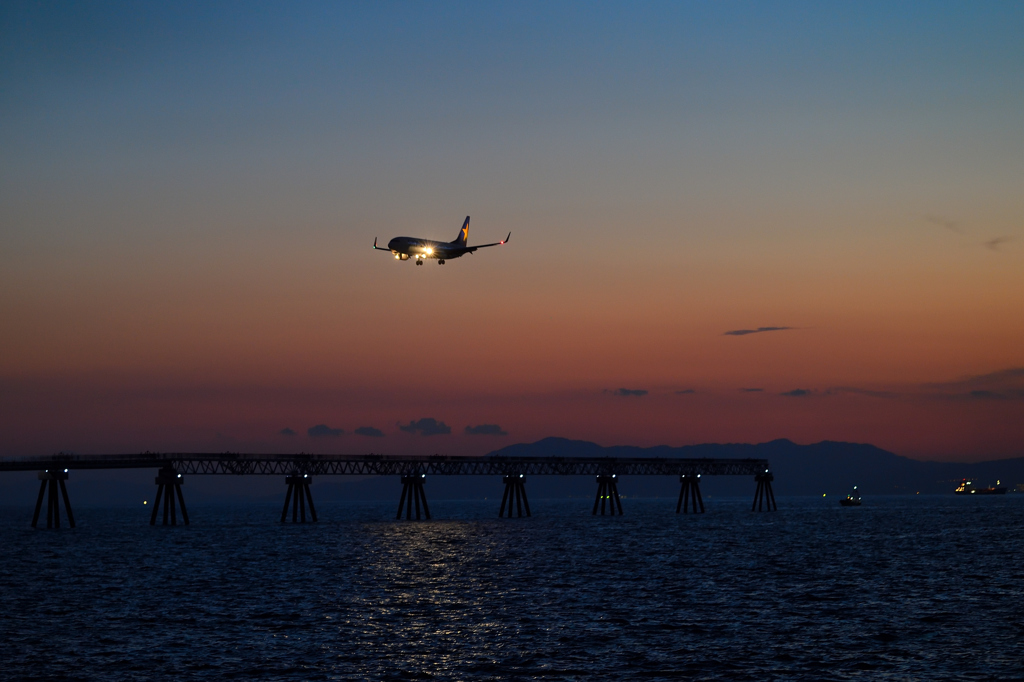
(2, 496, 1023, 680)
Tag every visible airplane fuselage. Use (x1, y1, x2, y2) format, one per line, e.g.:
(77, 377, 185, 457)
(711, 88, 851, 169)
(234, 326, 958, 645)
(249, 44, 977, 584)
(386, 237, 467, 262)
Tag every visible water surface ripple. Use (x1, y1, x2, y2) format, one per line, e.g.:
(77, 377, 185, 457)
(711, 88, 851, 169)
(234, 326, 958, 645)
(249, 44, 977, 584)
(2, 496, 1023, 680)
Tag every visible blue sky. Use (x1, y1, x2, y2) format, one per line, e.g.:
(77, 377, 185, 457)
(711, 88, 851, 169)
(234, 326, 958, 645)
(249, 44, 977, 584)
(2, 1, 1023, 459)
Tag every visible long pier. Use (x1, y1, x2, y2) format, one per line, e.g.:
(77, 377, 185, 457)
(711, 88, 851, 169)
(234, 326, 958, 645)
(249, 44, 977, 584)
(0, 452, 778, 526)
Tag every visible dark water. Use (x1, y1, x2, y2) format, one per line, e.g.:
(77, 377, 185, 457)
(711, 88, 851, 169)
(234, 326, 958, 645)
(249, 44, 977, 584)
(2, 495, 1024, 680)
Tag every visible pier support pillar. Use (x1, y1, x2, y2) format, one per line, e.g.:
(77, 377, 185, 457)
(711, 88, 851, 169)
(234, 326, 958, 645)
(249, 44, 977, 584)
(499, 474, 531, 517)
(151, 466, 189, 526)
(752, 471, 777, 511)
(397, 474, 430, 520)
(282, 474, 317, 523)
(32, 469, 75, 529)
(592, 474, 623, 515)
(676, 474, 705, 513)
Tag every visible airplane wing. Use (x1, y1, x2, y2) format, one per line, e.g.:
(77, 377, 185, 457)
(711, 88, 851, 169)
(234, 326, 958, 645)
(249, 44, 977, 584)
(464, 232, 511, 252)
(372, 238, 392, 251)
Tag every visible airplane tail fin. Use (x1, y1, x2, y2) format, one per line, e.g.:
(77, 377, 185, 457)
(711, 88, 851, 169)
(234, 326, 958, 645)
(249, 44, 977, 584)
(451, 216, 469, 246)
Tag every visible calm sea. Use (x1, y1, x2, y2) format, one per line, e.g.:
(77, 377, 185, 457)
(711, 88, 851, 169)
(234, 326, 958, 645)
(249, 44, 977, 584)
(2, 495, 1023, 680)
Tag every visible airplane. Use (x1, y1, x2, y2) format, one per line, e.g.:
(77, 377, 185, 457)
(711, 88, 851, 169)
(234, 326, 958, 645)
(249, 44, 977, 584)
(373, 216, 510, 265)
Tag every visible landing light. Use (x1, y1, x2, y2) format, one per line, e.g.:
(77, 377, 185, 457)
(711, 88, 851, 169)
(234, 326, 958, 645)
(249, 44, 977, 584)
(425, 248, 433, 255)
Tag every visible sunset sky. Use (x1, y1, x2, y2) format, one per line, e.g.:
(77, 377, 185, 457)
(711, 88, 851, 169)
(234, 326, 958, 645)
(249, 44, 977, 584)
(2, 1, 1022, 461)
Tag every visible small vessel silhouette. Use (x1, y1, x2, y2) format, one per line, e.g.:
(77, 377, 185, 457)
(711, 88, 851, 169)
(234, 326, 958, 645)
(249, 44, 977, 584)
(840, 486, 862, 507)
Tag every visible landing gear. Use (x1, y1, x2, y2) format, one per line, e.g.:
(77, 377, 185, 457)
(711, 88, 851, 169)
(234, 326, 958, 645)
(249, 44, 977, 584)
(438, 259, 445, 265)
(416, 260, 423, 266)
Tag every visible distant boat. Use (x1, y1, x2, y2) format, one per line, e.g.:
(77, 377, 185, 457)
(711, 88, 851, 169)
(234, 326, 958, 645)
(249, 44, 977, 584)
(840, 486, 862, 507)
(954, 479, 1008, 495)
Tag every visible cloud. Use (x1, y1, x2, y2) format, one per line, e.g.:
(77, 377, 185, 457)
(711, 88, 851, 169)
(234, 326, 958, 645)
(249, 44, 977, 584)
(612, 388, 648, 397)
(740, 388, 764, 393)
(280, 427, 297, 436)
(968, 390, 1007, 401)
(938, 389, 1021, 402)
(917, 368, 1024, 402)
(827, 369, 1024, 404)
(675, 389, 696, 394)
(829, 387, 899, 399)
(925, 214, 963, 234)
(354, 426, 384, 437)
(926, 367, 1024, 391)
(723, 326, 794, 337)
(781, 389, 811, 397)
(925, 215, 1015, 251)
(398, 418, 451, 436)
(985, 235, 1013, 251)
(307, 424, 343, 437)
(465, 424, 508, 436)
(958, 367, 1024, 385)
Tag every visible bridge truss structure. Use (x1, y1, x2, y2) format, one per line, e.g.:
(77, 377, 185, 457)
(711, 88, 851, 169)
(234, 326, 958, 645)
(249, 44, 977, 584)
(1, 452, 777, 525)
(0, 452, 770, 477)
